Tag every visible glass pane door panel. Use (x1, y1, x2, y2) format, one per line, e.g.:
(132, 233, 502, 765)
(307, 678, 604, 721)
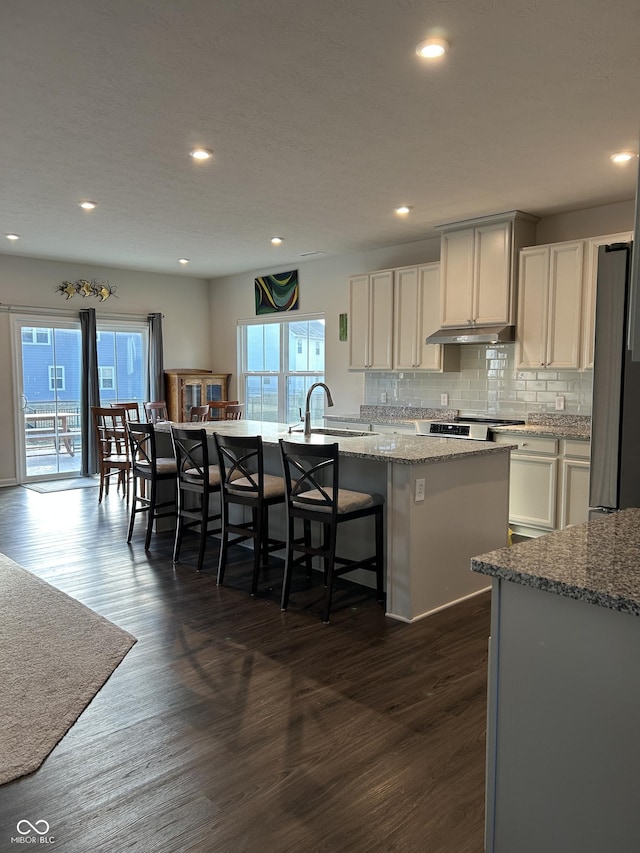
(204, 382, 222, 403)
(184, 383, 203, 416)
(20, 323, 82, 479)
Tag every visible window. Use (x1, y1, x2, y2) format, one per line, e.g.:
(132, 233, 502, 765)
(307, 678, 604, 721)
(98, 366, 115, 391)
(22, 327, 51, 345)
(239, 315, 325, 422)
(96, 323, 148, 404)
(48, 365, 65, 391)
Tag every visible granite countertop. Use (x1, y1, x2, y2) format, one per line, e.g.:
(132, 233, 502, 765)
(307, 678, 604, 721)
(328, 409, 591, 439)
(155, 419, 513, 466)
(491, 423, 590, 439)
(491, 413, 591, 440)
(471, 508, 640, 617)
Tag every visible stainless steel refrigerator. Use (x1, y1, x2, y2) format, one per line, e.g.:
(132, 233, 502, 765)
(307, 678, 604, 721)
(589, 241, 640, 515)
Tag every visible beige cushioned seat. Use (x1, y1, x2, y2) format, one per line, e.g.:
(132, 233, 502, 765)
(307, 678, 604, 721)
(293, 487, 383, 514)
(228, 473, 285, 499)
(135, 457, 177, 475)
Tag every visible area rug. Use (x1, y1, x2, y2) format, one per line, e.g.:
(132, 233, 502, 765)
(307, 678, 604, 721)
(23, 477, 100, 493)
(0, 553, 136, 785)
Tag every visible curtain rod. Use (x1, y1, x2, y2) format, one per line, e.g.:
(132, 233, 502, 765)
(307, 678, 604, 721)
(0, 302, 157, 322)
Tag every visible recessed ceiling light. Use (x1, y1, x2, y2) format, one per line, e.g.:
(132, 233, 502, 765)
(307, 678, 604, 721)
(79, 200, 97, 210)
(178, 258, 190, 265)
(190, 148, 213, 161)
(610, 152, 636, 164)
(416, 37, 448, 59)
(271, 237, 284, 245)
(395, 205, 413, 215)
(5, 233, 20, 241)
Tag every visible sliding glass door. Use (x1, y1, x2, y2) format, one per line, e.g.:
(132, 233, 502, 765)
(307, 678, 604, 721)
(16, 319, 83, 480)
(14, 316, 149, 483)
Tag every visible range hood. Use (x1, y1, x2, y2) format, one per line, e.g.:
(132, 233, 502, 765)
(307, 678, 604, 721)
(425, 324, 515, 345)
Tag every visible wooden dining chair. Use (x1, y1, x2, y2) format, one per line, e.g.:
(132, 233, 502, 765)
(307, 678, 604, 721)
(224, 404, 244, 420)
(91, 406, 131, 503)
(110, 401, 141, 421)
(144, 401, 169, 423)
(189, 405, 210, 422)
(207, 400, 239, 421)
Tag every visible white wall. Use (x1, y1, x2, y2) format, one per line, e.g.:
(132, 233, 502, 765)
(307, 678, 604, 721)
(0, 253, 210, 484)
(208, 236, 442, 414)
(536, 199, 634, 244)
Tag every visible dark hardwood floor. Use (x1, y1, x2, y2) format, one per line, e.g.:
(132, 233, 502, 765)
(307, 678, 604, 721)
(0, 485, 490, 852)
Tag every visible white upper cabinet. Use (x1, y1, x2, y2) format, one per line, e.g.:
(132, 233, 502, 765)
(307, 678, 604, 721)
(517, 241, 584, 369)
(393, 263, 456, 371)
(350, 263, 457, 372)
(438, 211, 538, 328)
(440, 228, 476, 327)
(348, 270, 394, 369)
(581, 231, 633, 369)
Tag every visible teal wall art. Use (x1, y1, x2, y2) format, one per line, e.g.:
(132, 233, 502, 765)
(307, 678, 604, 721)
(254, 269, 299, 315)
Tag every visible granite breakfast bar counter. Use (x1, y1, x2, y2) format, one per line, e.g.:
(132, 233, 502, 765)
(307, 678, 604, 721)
(471, 508, 640, 853)
(155, 420, 513, 623)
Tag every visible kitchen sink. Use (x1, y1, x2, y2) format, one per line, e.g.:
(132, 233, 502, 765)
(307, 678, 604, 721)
(288, 427, 375, 437)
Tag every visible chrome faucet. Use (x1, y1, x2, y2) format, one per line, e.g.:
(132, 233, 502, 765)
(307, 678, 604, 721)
(304, 382, 334, 436)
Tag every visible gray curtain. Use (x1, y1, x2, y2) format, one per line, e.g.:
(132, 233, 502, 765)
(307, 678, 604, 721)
(80, 307, 100, 474)
(148, 312, 164, 402)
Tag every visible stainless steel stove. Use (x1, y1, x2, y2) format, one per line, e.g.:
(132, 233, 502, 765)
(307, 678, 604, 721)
(415, 416, 525, 441)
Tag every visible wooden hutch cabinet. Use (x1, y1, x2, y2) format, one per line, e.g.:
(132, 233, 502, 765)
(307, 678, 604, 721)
(164, 369, 231, 422)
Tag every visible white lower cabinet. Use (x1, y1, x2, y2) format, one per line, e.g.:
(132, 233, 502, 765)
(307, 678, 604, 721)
(372, 422, 416, 435)
(493, 434, 590, 537)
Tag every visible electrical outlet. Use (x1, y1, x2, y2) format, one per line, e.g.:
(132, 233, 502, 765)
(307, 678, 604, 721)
(440, 393, 449, 406)
(380, 391, 387, 403)
(415, 478, 425, 502)
(555, 395, 565, 411)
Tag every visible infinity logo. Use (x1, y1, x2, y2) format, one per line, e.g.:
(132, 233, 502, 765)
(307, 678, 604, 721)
(16, 820, 50, 836)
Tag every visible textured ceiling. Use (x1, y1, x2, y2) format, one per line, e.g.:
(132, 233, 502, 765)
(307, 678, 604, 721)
(0, 0, 639, 278)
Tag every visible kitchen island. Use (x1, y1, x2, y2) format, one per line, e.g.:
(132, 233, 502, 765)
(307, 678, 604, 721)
(472, 508, 640, 853)
(156, 420, 513, 623)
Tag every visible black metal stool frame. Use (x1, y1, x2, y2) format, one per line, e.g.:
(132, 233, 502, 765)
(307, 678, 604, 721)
(214, 433, 287, 595)
(126, 421, 177, 550)
(171, 427, 222, 571)
(279, 439, 385, 623)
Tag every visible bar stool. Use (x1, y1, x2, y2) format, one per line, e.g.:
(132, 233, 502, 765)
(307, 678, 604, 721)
(125, 421, 177, 549)
(171, 427, 222, 571)
(214, 433, 286, 595)
(279, 439, 385, 623)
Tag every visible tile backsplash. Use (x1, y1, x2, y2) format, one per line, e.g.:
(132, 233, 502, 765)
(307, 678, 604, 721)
(364, 344, 592, 418)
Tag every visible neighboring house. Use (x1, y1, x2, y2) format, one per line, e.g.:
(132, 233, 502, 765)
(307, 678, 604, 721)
(21, 327, 146, 410)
